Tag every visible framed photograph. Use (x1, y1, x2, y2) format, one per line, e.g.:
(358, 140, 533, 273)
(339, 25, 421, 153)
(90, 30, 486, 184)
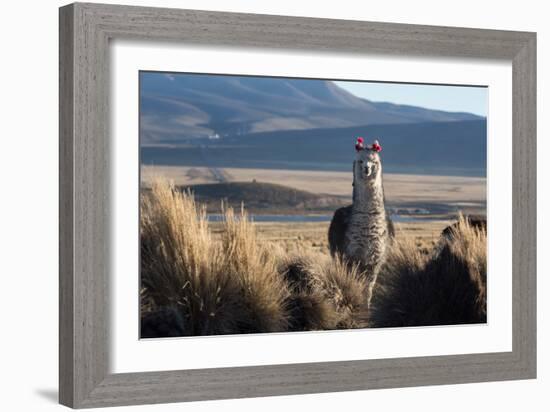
(59, 2, 536, 408)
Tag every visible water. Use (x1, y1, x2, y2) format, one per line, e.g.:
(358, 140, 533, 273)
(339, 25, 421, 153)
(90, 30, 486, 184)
(207, 214, 331, 223)
(207, 214, 436, 223)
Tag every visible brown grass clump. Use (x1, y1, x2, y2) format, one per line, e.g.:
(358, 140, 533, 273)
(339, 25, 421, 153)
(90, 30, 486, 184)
(318, 256, 370, 329)
(369, 215, 487, 327)
(220, 207, 289, 333)
(279, 253, 369, 331)
(140, 181, 246, 336)
(140, 180, 289, 336)
(279, 254, 339, 331)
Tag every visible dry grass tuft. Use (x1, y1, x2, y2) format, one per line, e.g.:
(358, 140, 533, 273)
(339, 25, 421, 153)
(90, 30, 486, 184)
(318, 256, 370, 329)
(279, 254, 339, 331)
(279, 253, 369, 331)
(140, 180, 247, 335)
(220, 206, 290, 333)
(140, 180, 289, 336)
(370, 215, 487, 327)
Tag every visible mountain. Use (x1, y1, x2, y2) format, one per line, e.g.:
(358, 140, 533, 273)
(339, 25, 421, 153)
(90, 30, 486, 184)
(366, 100, 484, 123)
(139, 73, 484, 145)
(141, 120, 487, 177)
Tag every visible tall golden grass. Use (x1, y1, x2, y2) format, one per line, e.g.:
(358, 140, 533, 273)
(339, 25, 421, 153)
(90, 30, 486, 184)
(141, 181, 246, 335)
(369, 215, 487, 327)
(279, 253, 369, 331)
(220, 206, 289, 332)
(141, 180, 487, 337)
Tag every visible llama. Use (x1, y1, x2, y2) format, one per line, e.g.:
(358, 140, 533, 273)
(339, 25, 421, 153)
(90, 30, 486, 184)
(328, 138, 393, 305)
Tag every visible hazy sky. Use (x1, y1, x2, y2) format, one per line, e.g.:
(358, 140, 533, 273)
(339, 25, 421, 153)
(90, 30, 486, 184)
(335, 81, 487, 117)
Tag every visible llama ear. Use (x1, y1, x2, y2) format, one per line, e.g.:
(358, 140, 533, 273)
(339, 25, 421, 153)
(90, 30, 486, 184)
(371, 140, 382, 152)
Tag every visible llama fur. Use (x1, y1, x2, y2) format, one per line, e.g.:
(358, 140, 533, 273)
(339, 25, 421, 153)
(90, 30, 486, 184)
(328, 142, 393, 305)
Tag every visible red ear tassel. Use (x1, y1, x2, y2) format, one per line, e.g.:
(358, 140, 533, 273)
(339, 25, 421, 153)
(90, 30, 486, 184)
(372, 142, 382, 152)
(355, 137, 364, 151)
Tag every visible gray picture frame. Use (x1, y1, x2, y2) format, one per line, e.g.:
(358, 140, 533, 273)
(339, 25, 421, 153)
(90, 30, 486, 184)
(59, 2, 537, 408)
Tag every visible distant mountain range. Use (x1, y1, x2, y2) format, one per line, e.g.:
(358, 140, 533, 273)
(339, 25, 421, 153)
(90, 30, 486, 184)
(140, 73, 484, 145)
(140, 73, 486, 176)
(142, 120, 487, 177)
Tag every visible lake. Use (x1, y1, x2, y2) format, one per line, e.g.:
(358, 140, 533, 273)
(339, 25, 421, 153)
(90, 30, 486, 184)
(207, 214, 439, 223)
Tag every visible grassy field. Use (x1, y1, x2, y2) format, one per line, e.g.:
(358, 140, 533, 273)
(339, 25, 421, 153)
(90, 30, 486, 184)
(142, 164, 483, 255)
(210, 219, 451, 257)
(140, 180, 487, 337)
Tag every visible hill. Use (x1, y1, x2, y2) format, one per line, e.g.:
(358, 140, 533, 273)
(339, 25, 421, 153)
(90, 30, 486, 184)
(141, 119, 487, 177)
(174, 181, 347, 213)
(139, 72, 483, 145)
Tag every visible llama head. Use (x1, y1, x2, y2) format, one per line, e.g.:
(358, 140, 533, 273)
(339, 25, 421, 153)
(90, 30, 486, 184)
(354, 139, 382, 185)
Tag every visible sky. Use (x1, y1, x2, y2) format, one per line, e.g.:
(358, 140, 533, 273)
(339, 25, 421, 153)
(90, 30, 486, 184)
(335, 81, 487, 117)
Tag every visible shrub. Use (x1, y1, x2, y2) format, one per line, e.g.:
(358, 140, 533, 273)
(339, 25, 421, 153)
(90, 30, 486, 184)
(279, 253, 369, 331)
(140, 180, 289, 336)
(369, 215, 487, 327)
(318, 255, 370, 329)
(140, 181, 247, 336)
(279, 254, 339, 331)
(220, 206, 290, 333)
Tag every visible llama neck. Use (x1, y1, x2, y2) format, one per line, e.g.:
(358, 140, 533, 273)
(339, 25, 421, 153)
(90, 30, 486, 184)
(352, 174, 386, 215)
(347, 167, 389, 307)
